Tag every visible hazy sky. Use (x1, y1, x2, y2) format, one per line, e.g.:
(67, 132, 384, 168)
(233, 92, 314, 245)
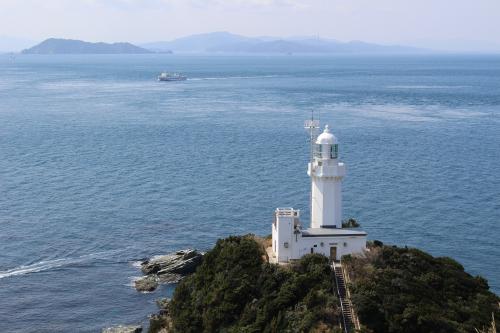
(2, 0, 500, 51)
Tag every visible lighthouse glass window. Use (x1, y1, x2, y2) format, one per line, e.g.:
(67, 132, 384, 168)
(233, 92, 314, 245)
(314, 144, 322, 159)
(330, 144, 338, 159)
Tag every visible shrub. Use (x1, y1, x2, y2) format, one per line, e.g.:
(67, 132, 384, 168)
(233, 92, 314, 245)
(169, 236, 341, 333)
(345, 245, 500, 333)
(342, 218, 360, 228)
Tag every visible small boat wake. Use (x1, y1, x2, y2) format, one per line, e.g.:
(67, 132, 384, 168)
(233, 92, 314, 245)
(188, 75, 279, 81)
(0, 249, 125, 279)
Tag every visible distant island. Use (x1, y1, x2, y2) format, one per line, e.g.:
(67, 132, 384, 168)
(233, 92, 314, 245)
(140, 31, 425, 54)
(22, 38, 154, 54)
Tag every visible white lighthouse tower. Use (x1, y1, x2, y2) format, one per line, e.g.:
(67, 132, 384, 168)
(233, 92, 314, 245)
(308, 125, 346, 229)
(270, 123, 366, 264)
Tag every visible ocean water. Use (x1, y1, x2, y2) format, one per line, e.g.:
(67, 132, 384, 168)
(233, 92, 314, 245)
(0, 54, 499, 332)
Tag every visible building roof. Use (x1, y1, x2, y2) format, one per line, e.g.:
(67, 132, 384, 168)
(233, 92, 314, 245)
(315, 125, 337, 145)
(301, 228, 367, 237)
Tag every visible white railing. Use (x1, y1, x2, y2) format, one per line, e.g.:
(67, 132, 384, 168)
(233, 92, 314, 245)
(340, 259, 361, 331)
(332, 261, 349, 333)
(275, 208, 300, 217)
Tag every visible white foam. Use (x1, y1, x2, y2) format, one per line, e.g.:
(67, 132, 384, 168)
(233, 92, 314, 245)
(0, 249, 124, 279)
(0, 259, 69, 279)
(130, 260, 143, 269)
(126, 276, 141, 288)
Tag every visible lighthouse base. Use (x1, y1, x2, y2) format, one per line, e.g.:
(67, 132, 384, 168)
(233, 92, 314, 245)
(271, 208, 367, 264)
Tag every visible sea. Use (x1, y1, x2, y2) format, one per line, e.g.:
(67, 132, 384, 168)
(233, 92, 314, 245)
(0, 54, 499, 332)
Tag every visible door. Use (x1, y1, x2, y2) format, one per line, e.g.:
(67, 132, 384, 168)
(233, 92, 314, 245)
(329, 247, 337, 262)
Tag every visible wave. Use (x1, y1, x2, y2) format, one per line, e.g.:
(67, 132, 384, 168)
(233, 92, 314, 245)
(0, 249, 125, 279)
(130, 260, 143, 269)
(126, 276, 142, 288)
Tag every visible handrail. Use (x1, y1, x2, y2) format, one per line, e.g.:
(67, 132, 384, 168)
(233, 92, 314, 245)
(275, 208, 300, 217)
(340, 259, 361, 331)
(332, 261, 349, 333)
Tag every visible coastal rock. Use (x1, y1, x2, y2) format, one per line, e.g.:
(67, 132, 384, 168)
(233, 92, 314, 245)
(148, 298, 172, 332)
(156, 298, 170, 310)
(102, 325, 142, 333)
(134, 275, 158, 292)
(141, 249, 203, 276)
(149, 312, 172, 333)
(134, 249, 204, 292)
(157, 274, 182, 284)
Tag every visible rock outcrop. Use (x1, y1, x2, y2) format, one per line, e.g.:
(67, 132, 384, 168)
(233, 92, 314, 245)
(156, 298, 170, 310)
(141, 249, 203, 275)
(135, 249, 203, 292)
(134, 275, 158, 292)
(102, 325, 142, 333)
(149, 299, 173, 333)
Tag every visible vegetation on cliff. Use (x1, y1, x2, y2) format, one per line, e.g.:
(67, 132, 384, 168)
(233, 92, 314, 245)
(344, 242, 500, 333)
(163, 235, 341, 333)
(150, 237, 498, 333)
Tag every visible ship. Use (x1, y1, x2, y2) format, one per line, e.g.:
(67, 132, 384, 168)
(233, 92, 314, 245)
(157, 72, 187, 81)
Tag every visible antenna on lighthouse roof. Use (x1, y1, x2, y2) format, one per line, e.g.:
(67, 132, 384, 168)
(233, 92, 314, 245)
(304, 110, 320, 163)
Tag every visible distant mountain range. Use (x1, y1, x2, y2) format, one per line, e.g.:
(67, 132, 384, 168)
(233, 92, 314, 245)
(16, 33, 426, 55)
(22, 38, 152, 54)
(5, 33, 500, 55)
(140, 31, 425, 54)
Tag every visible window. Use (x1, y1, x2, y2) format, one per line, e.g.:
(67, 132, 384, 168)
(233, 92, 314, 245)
(331, 144, 338, 159)
(314, 144, 322, 159)
(284, 242, 289, 248)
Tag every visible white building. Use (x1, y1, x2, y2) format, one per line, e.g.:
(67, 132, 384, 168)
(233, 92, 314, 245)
(271, 125, 367, 263)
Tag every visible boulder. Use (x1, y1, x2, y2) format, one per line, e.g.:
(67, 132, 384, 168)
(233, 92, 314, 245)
(102, 325, 142, 333)
(134, 275, 158, 292)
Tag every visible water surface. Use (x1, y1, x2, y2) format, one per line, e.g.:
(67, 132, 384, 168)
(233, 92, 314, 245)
(0, 54, 499, 332)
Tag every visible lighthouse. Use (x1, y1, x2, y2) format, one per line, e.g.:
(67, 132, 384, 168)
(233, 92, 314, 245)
(270, 124, 366, 264)
(308, 125, 345, 229)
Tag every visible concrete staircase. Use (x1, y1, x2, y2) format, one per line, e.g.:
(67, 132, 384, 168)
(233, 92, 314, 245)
(333, 262, 359, 333)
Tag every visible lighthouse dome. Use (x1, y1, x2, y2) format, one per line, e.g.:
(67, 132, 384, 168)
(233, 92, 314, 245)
(315, 125, 337, 144)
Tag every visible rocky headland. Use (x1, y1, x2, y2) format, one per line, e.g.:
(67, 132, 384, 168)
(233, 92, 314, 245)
(106, 236, 499, 333)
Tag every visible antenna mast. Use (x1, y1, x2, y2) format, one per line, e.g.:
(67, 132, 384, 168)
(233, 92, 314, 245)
(304, 111, 319, 227)
(304, 110, 320, 162)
